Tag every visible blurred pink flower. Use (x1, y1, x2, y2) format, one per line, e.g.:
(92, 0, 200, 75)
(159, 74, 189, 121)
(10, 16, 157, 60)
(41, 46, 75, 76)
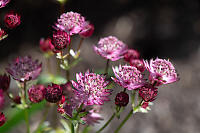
(144, 58, 178, 86)
(0, 90, 4, 109)
(28, 85, 45, 103)
(4, 11, 21, 29)
(93, 36, 127, 61)
(82, 109, 103, 125)
(0, 112, 6, 127)
(6, 56, 42, 82)
(130, 59, 145, 72)
(115, 91, 129, 107)
(112, 65, 145, 90)
(0, 0, 10, 8)
(0, 73, 10, 91)
(79, 21, 94, 38)
(71, 70, 111, 105)
(124, 49, 140, 62)
(39, 38, 54, 52)
(55, 11, 85, 35)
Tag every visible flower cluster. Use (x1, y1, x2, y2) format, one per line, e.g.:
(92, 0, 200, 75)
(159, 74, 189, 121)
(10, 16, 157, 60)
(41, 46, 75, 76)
(94, 36, 128, 61)
(6, 56, 42, 82)
(4, 12, 21, 29)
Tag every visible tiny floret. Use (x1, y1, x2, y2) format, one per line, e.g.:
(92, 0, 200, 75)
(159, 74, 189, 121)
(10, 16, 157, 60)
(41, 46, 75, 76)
(79, 22, 94, 38)
(93, 36, 127, 61)
(56, 11, 85, 35)
(0, 28, 8, 41)
(6, 56, 42, 82)
(39, 38, 54, 52)
(144, 58, 178, 86)
(71, 70, 111, 105)
(115, 91, 129, 107)
(112, 65, 145, 90)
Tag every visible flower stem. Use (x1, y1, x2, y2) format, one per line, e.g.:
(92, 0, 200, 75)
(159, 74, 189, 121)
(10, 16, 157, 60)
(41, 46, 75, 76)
(77, 37, 84, 51)
(71, 122, 75, 133)
(114, 109, 133, 133)
(35, 103, 50, 132)
(96, 112, 115, 133)
(104, 59, 110, 75)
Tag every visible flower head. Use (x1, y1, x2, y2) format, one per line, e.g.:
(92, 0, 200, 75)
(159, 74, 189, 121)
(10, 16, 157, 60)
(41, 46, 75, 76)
(44, 84, 63, 103)
(52, 30, 70, 50)
(79, 22, 94, 38)
(0, 28, 8, 41)
(55, 11, 85, 35)
(39, 38, 54, 52)
(144, 58, 178, 86)
(0, 73, 10, 91)
(0, 90, 4, 109)
(28, 85, 45, 103)
(0, 112, 6, 127)
(112, 65, 145, 90)
(139, 84, 158, 102)
(93, 36, 127, 61)
(6, 56, 42, 82)
(13, 96, 21, 104)
(124, 49, 140, 62)
(0, 0, 10, 8)
(115, 91, 129, 107)
(4, 12, 21, 29)
(71, 70, 111, 105)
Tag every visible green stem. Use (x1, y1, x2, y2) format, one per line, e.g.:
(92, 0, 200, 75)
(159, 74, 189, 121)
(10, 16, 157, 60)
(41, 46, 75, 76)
(104, 59, 110, 75)
(71, 122, 75, 133)
(24, 108, 30, 133)
(114, 109, 133, 133)
(96, 113, 115, 133)
(35, 103, 50, 132)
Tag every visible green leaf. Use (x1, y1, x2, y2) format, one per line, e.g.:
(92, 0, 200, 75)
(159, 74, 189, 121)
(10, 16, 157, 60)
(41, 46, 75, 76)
(0, 101, 46, 133)
(37, 74, 67, 85)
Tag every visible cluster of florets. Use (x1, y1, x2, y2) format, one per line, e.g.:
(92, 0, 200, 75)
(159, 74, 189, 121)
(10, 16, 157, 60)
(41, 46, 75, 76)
(71, 70, 111, 105)
(4, 12, 21, 29)
(28, 85, 45, 103)
(94, 36, 128, 61)
(6, 56, 42, 82)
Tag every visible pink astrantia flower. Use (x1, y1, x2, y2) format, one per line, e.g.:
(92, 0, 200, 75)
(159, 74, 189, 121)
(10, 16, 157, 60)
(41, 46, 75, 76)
(139, 84, 158, 102)
(0, 90, 4, 109)
(124, 49, 140, 62)
(144, 58, 178, 86)
(0, 0, 10, 8)
(130, 59, 145, 72)
(6, 56, 42, 82)
(0, 28, 8, 41)
(112, 65, 145, 90)
(79, 21, 94, 38)
(44, 84, 63, 103)
(55, 11, 85, 35)
(71, 70, 111, 105)
(0, 112, 6, 127)
(39, 38, 54, 52)
(93, 36, 128, 61)
(28, 85, 45, 103)
(82, 109, 103, 125)
(4, 12, 21, 29)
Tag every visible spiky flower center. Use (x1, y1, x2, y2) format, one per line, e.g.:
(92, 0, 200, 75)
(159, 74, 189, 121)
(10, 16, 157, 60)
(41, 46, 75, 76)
(98, 37, 124, 53)
(58, 12, 85, 31)
(118, 66, 143, 83)
(152, 59, 176, 76)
